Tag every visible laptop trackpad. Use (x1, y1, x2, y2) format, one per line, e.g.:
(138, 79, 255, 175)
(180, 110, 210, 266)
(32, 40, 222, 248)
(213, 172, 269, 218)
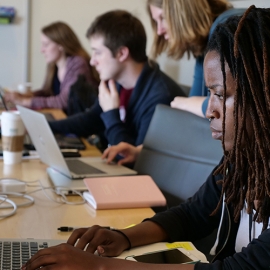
(65, 159, 105, 175)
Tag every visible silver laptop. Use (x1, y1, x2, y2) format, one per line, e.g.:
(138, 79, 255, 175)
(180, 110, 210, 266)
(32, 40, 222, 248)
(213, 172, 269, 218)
(0, 238, 63, 269)
(17, 106, 137, 193)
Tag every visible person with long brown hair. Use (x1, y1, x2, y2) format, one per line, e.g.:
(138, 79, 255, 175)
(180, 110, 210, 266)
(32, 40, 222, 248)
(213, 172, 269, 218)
(5, 21, 99, 112)
(22, 6, 270, 270)
(148, 0, 245, 118)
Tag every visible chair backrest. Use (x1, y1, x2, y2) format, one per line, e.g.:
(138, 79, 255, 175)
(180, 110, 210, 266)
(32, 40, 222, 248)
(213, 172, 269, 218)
(134, 104, 223, 208)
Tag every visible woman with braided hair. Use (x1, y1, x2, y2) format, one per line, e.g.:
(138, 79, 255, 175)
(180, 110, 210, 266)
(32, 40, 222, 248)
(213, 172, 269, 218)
(23, 6, 270, 270)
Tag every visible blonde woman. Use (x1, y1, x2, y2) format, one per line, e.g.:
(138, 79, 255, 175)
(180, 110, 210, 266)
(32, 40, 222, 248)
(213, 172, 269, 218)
(148, 0, 245, 117)
(5, 21, 99, 113)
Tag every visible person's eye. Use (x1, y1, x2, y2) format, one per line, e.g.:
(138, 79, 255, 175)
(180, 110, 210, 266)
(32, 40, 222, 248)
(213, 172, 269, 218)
(214, 93, 224, 100)
(93, 51, 99, 57)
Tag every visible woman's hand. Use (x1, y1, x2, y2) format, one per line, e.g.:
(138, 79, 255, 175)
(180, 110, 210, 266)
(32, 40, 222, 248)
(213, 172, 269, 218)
(22, 243, 119, 270)
(4, 92, 32, 107)
(67, 225, 130, 257)
(22, 243, 195, 270)
(102, 142, 143, 165)
(23, 222, 171, 270)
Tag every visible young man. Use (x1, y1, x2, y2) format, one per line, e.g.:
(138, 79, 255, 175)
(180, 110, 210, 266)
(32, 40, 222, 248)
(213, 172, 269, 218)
(23, 6, 270, 270)
(49, 10, 185, 150)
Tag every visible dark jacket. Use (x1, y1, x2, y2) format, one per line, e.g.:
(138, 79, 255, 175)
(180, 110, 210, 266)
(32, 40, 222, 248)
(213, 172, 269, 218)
(49, 61, 185, 147)
(66, 74, 98, 116)
(149, 158, 270, 269)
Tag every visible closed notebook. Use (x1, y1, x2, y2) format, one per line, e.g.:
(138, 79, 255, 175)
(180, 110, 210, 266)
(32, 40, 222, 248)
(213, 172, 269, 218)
(83, 175, 166, 209)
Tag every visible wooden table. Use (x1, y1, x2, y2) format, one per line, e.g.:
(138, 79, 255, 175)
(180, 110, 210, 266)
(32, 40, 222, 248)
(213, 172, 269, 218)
(0, 109, 154, 240)
(0, 160, 154, 239)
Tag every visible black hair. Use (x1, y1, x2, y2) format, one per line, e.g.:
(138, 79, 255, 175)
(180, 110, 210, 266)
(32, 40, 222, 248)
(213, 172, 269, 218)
(208, 6, 270, 231)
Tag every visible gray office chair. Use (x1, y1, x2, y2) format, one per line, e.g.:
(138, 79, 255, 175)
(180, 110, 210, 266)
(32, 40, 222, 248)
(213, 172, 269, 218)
(134, 104, 223, 260)
(134, 104, 223, 207)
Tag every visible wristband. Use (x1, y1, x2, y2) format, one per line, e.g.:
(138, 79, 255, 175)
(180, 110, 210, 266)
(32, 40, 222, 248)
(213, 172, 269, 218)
(111, 229, 131, 250)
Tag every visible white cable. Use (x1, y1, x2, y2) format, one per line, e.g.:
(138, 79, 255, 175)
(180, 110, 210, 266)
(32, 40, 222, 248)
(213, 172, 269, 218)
(0, 192, 34, 208)
(0, 195, 8, 206)
(0, 196, 17, 218)
(0, 177, 85, 219)
(57, 188, 85, 205)
(26, 179, 85, 205)
(210, 193, 226, 255)
(0, 178, 85, 206)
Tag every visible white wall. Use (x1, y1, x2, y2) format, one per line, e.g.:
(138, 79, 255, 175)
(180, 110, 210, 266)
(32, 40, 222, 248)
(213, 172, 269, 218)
(2, 0, 270, 90)
(0, 0, 29, 89)
(29, 0, 152, 89)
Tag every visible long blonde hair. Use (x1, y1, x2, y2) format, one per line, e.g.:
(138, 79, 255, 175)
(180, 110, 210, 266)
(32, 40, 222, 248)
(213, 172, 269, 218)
(147, 0, 232, 59)
(41, 21, 99, 90)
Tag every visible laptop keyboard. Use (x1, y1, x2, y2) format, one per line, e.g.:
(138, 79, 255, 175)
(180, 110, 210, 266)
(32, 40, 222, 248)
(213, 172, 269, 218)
(0, 240, 49, 269)
(65, 159, 105, 177)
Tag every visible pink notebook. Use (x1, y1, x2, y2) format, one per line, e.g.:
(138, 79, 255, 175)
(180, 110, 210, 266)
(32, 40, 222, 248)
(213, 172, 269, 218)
(83, 175, 166, 209)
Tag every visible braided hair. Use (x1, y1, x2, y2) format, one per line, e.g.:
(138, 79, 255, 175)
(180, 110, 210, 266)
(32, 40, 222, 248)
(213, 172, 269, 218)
(208, 6, 270, 231)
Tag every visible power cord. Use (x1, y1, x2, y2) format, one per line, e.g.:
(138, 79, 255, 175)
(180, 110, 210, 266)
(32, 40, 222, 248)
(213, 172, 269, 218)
(0, 178, 86, 219)
(26, 179, 85, 205)
(0, 192, 34, 207)
(0, 195, 17, 218)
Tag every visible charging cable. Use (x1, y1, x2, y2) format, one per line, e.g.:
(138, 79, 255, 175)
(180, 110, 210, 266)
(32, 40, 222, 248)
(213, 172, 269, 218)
(0, 177, 85, 220)
(0, 192, 34, 207)
(0, 178, 34, 218)
(25, 179, 85, 205)
(0, 195, 17, 218)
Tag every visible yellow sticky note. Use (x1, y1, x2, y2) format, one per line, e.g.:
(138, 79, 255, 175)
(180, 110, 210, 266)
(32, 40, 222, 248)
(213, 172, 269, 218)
(166, 242, 193, 251)
(124, 224, 136, 229)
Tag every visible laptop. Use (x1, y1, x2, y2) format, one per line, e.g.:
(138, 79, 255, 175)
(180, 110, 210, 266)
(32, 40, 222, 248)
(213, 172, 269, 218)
(16, 105, 137, 194)
(0, 238, 63, 269)
(23, 112, 86, 151)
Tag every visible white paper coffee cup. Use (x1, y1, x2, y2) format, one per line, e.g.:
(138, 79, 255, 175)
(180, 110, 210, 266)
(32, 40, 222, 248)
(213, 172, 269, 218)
(1, 111, 25, 164)
(17, 82, 32, 94)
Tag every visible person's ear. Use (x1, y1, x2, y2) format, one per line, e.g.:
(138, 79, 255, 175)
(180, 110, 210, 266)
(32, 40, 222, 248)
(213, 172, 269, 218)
(116, 46, 129, 62)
